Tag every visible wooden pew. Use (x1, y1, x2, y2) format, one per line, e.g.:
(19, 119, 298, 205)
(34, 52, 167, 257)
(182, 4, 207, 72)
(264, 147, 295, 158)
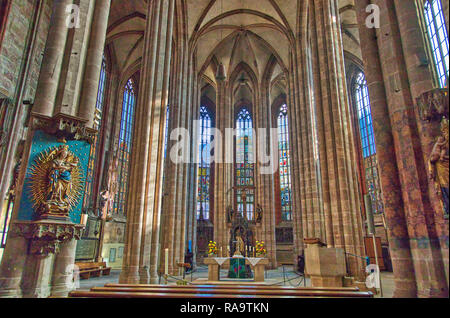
(70, 291, 296, 298)
(88, 286, 372, 298)
(98, 262, 112, 276)
(75, 262, 111, 280)
(104, 283, 360, 292)
(69, 285, 373, 298)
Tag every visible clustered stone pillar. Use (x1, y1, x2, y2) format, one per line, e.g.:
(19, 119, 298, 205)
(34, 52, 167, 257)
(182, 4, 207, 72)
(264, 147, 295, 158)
(33, 0, 73, 117)
(287, 0, 327, 266)
(308, 0, 366, 279)
(159, 36, 193, 276)
(185, 54, 200, 269)
(50, 240, 77, 297)
(120, 0, 175, 284)
(355, 0, 417, 297)
(257, 60, 279, 269)
(355, 0, 449, 297)
(213, 79, 231, 253)
(0, 0, 99, 298)
(78, 0, 112, 127)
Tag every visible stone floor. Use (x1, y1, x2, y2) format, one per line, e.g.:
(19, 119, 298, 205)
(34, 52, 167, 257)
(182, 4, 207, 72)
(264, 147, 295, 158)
(76, 266, 396, 297)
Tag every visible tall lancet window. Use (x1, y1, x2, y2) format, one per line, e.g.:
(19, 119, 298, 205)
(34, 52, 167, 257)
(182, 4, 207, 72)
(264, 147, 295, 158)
(277, 104, 292, 221)
(235, 108, 255, 220)
(197, 106, 212, 220)
(355, 72, 383, 214)
(163, 104, 170, 159)
(84, 55, 107, 209)
(113, 79, 136, 216)
(424, 0, 449, 87)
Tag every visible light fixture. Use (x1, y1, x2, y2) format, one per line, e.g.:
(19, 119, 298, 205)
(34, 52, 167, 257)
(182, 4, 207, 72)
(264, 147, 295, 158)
(215, 62, 226, 81)
(238, 73, 248, 86)
(215, 0, 226, 81)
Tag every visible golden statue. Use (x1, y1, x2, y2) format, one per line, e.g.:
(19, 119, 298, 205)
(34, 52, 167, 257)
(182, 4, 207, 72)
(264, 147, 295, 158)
(234, 231, 245, 257)
(30, 144, 84, 218)
(430, 118, 449, 215)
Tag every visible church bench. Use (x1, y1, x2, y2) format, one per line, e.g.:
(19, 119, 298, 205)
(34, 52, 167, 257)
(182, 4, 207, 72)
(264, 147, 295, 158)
(104, 283, 360, 292)
(88, 286, 373, 298)
(69, 291, 294, 298)
(75, 262, 111, 280)
(98, 262, 112, 276)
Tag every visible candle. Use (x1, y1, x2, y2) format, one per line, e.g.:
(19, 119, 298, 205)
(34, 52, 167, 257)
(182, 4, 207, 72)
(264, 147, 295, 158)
(80, 213, 88, 226)
(220, 247, 223, 257)
(165, 248, 169, 275)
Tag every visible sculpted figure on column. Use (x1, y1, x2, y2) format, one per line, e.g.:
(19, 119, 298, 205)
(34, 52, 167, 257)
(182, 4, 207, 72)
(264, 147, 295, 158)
(100, 154, 119, 219)
(430, 118, 449, 216)
(30, 144, 83, 218)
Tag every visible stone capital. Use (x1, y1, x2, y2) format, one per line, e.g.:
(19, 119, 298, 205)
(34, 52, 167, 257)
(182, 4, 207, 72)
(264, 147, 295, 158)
(9, 221, 84, 257)
(29, 113, 97, 144)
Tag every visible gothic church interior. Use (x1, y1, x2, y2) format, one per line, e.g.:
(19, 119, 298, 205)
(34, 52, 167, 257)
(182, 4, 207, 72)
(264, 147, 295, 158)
(0, 0, 448, 299)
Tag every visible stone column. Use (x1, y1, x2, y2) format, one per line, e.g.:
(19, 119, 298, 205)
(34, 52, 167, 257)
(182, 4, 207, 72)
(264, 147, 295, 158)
(287, 1, 325, 268)
(286, 70, 305, 260)
(21, 254, 54, 298)
(394, 0, 448, 297)
(213, 79, 229, 251)
(186, 54, 200, 269)
(309, 18, 334, 248)
(356, 0, 449, 297)
(50, 239, 77, 297)
(442, 0, 449, 35)
(257, 66, 277, 268)
(33, 0, 73, 117)
(77, 0, 111, 127)
(0, 229, 28, 297)
(310, 0, 365, 279)
(355, 0, 418, 298)
(120, 0, 175, 285)
(160, 42, 191, 276)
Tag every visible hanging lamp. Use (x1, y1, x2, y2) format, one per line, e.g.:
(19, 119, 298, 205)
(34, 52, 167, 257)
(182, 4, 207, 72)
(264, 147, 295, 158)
(215, 0, 226, 81)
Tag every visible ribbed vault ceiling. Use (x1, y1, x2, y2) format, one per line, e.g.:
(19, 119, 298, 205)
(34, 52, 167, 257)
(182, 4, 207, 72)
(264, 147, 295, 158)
(106, 0, 361, 93)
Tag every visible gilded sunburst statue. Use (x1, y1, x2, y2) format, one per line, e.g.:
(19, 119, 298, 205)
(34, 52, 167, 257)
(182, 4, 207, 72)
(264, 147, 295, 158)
(29, 144, 84, 219)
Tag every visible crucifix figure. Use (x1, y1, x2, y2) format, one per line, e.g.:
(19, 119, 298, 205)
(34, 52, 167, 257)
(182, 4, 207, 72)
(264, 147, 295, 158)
(230, 185, 255, 221)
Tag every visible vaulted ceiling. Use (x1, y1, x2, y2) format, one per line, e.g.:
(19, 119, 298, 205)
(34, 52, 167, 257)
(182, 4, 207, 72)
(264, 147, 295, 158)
(105, 0, 362, 94)
(189, 0, 295, 85)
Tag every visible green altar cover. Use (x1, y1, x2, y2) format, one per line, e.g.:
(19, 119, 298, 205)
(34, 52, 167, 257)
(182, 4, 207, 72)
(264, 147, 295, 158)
(228, 258, 247, 278)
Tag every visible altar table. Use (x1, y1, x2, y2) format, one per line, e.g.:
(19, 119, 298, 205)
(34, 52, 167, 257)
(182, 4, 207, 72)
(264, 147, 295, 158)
(203, 257, 269, 282)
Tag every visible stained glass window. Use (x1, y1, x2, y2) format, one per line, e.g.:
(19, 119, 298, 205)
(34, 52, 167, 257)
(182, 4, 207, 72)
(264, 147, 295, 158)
(277, 104, 292, 221)
(354, 72, 383, 215)
(424, 0, 449, 87)
(113, 79, 136, 216)
(83, 55, 107, 211)
(197, 106, 212, 220)
(235, 108, 255, 220)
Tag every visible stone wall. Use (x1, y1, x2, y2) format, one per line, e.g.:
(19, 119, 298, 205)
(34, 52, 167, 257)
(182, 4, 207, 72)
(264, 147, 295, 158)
(0, 0, 53, 202)
(0, 0, 52, 99)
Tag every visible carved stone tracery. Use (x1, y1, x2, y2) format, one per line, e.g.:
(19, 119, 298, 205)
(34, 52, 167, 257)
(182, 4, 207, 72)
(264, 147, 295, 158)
(10, 221, 84, 257)
(29, 113, 97, 145)
(417, 88, 449, 122)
